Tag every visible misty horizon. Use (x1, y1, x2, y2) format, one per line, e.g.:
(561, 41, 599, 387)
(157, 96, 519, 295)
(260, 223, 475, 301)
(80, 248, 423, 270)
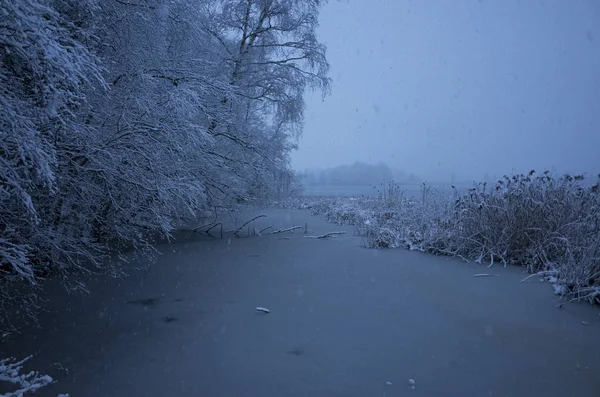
(296, 160, 599, 186)
(291, 0, 600, 182)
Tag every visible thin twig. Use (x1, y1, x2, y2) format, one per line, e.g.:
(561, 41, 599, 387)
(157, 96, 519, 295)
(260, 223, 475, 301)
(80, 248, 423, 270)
(206, 222, 222, 238)
(569, 287, 600, 304)
(260, 225, 273, 234)
(304, 231, 347, 239)
(520, 270, 558, 283)
(271, 226, 303, 234)
(193, 222, 216, 232)
(430, 247, 470, 263)
(234, 214, 267, 236)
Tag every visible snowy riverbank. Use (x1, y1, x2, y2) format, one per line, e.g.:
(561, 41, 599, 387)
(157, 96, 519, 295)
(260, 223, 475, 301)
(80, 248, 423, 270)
(282, 173, 600, 305)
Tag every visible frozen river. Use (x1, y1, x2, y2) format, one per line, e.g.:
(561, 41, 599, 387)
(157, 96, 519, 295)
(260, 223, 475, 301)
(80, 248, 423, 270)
(3, 209, 600, 397)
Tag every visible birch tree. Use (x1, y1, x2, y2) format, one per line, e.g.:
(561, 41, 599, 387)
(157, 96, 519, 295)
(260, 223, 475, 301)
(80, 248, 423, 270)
(0, 0, 331, 327)
(201, 0, 331, 198)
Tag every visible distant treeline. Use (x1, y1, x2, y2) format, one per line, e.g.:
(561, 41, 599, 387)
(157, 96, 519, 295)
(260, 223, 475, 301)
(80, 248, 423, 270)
(299, 162, 420, 186)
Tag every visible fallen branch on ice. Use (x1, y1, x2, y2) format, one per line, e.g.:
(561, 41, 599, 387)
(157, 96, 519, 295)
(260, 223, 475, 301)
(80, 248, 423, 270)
(271, 226, 303, 234)
(192, 222, 222, 238)
(520, 270, 559, 283)
(473, 273, 499, 277)
(304, 231, 346, 239)
(205, 222, 222, 238)
(234, 215, 266, 236)
(192, 222, 216, 232)
(260, 225, 273, 234)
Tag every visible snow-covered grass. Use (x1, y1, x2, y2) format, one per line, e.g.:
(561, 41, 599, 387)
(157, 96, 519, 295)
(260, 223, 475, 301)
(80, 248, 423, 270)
(290, 172, 600, 304)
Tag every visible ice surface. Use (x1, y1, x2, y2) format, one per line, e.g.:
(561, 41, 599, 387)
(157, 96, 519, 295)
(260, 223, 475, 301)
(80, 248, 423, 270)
(1, 209, 599, 397)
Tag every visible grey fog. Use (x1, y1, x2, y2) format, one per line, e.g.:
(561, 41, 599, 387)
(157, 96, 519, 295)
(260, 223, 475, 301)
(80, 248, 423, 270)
(292, 0, 600, 183)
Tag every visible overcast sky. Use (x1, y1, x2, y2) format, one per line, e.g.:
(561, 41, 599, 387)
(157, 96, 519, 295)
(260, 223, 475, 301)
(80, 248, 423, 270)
(291, 0, 600, 182)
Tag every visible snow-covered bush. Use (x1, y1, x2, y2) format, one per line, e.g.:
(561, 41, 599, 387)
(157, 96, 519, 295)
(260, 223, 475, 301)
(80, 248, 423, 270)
(0, 356, 54, 396)
(310, 174, 600, 303)
(454, 172, 600, 303)
(362, 226, 402, 249)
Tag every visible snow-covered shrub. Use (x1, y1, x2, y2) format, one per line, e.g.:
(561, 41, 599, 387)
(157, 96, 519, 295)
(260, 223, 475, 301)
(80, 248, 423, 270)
(372, 180, 406, 209)
(448, 172, 600, 303)
(451, 173, 599, 291)
(0, 356, 54, 396)
(310, 174, 600, 303)
(362, 226, 402, 249)
(270, 195, 332, 210)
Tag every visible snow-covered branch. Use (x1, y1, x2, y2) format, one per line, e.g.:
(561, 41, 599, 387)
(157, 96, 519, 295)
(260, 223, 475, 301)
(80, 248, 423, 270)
(271, 226, 303, 234)
(0, 0, 329, 328)
(304, 231, 347, 239)
(0, 356, 55, 396)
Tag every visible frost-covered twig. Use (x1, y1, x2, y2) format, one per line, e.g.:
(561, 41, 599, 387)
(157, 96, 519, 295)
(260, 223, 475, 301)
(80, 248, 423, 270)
(520, 270, 559, 283)
(205, 223, 223, 238)
(304, 231, 347, 239)
(234, 215, 267, 236)
(271, 226, 303, 234)
(0, 356, 55, 396)
(429, 246, 470, 263)
(192, 222, 217, 232)
(260, 226, 273, 234)
(569, 287, 600, 304)
(192, 222, 222, 238)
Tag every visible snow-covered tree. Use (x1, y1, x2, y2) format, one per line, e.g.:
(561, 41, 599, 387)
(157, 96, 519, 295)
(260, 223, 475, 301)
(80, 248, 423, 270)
(0, 0, 330, 327)
(0, 0, 104, 323)
(199, 0, 331, 198)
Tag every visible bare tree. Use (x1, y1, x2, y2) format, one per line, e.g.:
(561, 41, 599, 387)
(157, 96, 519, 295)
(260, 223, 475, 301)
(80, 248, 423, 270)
(201, 0, 331, 198)
(0, 0, 331, 328)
